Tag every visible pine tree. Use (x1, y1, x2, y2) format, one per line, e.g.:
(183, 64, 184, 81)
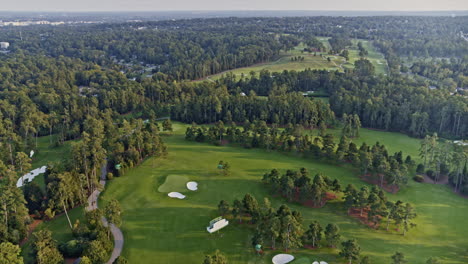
(218, 200, 230, 216)
(0, 242, 23, 264)
(401, 203, 417, 236)
(391, 252, 407, 264)
(162, 119, 173, 132)
(232, 199, 242, 223)
(340, 239, 361, 264)
(105, 199, 123, 238)
(324, 223, 341, 248)
(303, 221, 323, 248)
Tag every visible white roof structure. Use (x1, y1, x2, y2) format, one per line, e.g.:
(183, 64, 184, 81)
(168, 192, 186, 199)
(16, 166, 47, 188)
(207, 217, 229, 233)
(272, 254, 294, 264)
(0, 42, 9, 49)
(186, 181, 198, 191)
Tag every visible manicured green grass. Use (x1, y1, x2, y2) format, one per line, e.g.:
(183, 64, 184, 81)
(207, 53, 341, 81)
(157, 175, 190, 193)
(100, 123, 468, 264)
(19, 135, 78, 263)
(312, 97, 330, 104)
(306, 126, 422, 162)
(39, 207, 85, 242)
(29, 135, 75, 189)
(347, 39, 388, 75)
(204, 38, 387, 82)
(0, 135, 74, 189)
(30, 135, 72, 168)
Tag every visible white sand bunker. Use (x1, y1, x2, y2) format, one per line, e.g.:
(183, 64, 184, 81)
(313, 261, 328, 264)
(17, 166, 47, 188)
(186, 181, 198, 191)
(272, 254, 294, 264)
(168, 192, 185, 199)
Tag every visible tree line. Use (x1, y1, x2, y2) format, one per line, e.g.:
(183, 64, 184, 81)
(186, 120, 412, 190)
(218, 193, 372, 264)
(417, 133, 468, 195)
(261, 168, 416, 235)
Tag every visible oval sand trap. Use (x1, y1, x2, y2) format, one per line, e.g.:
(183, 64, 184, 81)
(186, 181, 198, 191)
(168, 192, 186, 199)
(272, 254, 294, 264)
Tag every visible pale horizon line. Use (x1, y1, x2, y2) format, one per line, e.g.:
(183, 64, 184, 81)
(0, 9, 467, 13)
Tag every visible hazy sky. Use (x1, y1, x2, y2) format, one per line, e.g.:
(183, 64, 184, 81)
(1, 0, 467, 12)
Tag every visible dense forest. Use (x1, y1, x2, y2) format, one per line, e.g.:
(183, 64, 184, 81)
(0, 16, 466, 79)
(217, 69, 468, 138)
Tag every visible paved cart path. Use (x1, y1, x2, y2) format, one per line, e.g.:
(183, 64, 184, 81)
(86, 163, 124, 264)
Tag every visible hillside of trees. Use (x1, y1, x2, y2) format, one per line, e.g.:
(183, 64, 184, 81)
(217, 69, 468, 139)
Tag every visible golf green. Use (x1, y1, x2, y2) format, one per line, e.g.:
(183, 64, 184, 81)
(158, 175, 190, 193)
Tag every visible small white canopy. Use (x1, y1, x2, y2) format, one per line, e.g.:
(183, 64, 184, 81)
(168, 192, 186, 199)
(272, 254, 294, 264)
(207, 218, 229, 233)
(186, 181, 198, 191)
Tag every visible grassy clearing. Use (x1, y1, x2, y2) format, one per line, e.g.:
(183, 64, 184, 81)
(100, 123, 468, 264)
(31, 135, 73, 168)
(306, 126, 422, 162)
(0, 135, 74, 189)
(19, 135, 78, 263)
(203, 38, 387, 82)
(21, 207, 85, 263)
(347, 39, 388, 75)
(28, 135, 75, 189)
(207, 52, 341, 81)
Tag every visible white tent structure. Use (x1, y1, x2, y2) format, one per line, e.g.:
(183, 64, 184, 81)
(186, 181, 198, 191)
(16, 166, 47, 188)
(168, 192, 186, 199)
(272, 254, 294, 264)
(207, 217, 229, 233)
